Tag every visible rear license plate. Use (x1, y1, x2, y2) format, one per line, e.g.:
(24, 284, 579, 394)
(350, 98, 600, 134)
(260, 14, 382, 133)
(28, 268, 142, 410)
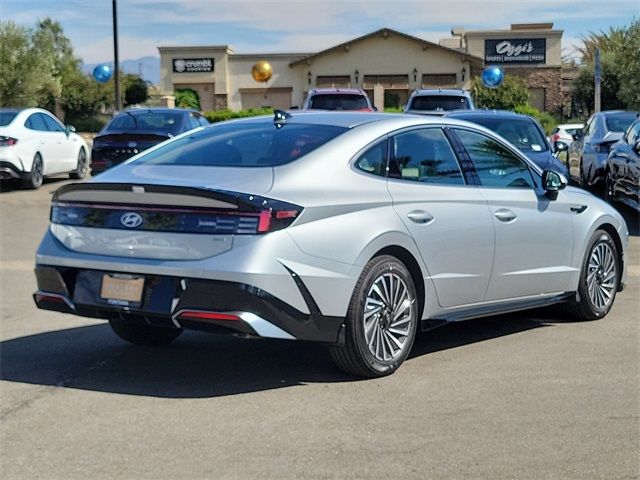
(100, 274, 144, 305)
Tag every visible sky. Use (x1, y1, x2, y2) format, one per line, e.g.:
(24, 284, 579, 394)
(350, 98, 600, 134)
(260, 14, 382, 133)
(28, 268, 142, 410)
(2, 0, 638, 64)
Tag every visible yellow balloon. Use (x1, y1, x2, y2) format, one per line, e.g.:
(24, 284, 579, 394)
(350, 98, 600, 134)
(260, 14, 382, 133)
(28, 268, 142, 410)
(251, 61, 273, 83)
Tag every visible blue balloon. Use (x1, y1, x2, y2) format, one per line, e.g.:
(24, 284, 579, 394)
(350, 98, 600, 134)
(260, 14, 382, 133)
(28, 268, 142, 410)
(93, 64, 112, 83)
(481, 66, 504, 88)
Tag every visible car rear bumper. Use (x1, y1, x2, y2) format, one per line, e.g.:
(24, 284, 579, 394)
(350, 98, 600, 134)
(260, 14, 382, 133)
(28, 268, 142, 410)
(34, 264, 345, 343)
(0, 160, 24, 179)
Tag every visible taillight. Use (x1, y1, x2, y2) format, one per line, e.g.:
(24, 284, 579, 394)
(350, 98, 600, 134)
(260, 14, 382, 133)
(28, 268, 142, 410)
(0, 136, 18, 146)
(257, 207, 302, 233)
(551, 133, 560, 143)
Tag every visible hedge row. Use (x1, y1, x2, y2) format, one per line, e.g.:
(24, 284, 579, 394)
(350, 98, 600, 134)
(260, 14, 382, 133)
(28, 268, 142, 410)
(203, 108, 273, 123)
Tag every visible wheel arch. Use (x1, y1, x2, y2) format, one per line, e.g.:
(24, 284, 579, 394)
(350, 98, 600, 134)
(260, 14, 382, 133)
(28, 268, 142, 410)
(596, 222, 625, 289)
(371, 245, 425, 321)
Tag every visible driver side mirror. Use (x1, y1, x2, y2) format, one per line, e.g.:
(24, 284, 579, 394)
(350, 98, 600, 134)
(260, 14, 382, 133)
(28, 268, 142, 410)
(65, 125, 76, 134)
(542, 170, 567, 201)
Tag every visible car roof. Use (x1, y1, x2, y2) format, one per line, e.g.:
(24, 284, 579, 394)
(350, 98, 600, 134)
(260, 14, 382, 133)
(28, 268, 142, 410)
(445, 109, 534, 121)
(308, 88, 366, 95)
(118, 108, 198, 115)
(412, 88, 470, 96)
(0, 108, 22, 113)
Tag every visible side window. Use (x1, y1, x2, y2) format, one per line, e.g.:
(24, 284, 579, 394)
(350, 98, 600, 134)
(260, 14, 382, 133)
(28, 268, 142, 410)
(626, 122, 640, 144)
(198, 115, 209, 127)
(25, 114, 48, 131)
(586, 117, 597, 136)
(41, 114, 64, 132)
(187, 113, 201, 130)
(355, 140, 387, 177)
(389, 128, 464, 185)
(454, 128, 535, 189)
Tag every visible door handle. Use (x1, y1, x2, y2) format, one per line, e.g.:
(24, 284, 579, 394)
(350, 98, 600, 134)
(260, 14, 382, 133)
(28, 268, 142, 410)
(493, 209, 517, 222)
(407, 210, 434, 224)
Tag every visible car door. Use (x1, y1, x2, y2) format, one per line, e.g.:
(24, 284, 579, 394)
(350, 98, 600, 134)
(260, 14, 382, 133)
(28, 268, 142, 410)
(25, 113, 61, 173)
(612, 121, 640, 203)
(452, 127, 575, 301)
(41, 112, 76, 172)
(386, 127, 494, 308)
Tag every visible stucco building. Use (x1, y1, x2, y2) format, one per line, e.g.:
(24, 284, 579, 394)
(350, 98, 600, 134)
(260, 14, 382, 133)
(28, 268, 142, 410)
(158, 23, 563, 113)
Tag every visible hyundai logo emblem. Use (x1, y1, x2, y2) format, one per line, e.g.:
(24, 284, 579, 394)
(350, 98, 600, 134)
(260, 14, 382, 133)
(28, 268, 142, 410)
(120, 212, 143, 228)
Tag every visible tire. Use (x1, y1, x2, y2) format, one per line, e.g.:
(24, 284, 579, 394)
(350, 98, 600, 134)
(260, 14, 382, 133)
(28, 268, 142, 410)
(108, 319, 182, 346)
(69, 148, 88, 179)
(21, 153, 43, 189)
(604, 169, 615, 203)
(329, 255, 418, 378)
(563, 229, 619, 321)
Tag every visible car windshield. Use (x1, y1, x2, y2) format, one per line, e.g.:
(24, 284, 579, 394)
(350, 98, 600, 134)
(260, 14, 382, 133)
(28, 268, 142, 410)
(132, 122, 348, 167)
(457, 116, 548, 152)
(410, 95, 470, 111)
(309, 94, 368, 110)
(0, 110, 19, 126)
(604, 112, 637, 132)
(106, 111, 184, 134)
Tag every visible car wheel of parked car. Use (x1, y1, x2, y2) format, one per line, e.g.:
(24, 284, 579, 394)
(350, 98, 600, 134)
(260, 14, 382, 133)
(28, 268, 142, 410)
(604, 169, 615, 203)
(108, 319, 183, 346)
(329, 255, 418, 378)
(563, 229, 619, 320)
(22, 153, 43, 189)
(70, 148, 88, 179)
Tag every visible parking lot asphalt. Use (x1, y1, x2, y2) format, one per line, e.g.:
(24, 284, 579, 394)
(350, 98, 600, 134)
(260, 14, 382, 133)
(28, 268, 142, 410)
(1, 176, 638, 479)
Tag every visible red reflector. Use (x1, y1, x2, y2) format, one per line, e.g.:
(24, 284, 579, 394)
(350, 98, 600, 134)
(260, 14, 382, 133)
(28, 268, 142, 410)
(36, 293, 65, 303)
(177, 310, 239, 321)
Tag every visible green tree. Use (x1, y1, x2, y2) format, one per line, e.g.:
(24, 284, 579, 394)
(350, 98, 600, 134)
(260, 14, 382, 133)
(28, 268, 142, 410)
(0, 21, 48, 107)
(471, 74, 530, 110)
(175, 88, 201, 110)
(571, 18, 640, 113)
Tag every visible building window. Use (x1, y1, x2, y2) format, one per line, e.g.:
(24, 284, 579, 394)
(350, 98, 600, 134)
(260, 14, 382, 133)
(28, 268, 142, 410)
(421, 74, 457, 88)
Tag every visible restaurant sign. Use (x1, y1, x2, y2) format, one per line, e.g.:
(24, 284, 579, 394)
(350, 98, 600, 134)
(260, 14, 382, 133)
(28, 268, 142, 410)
(172, 58, 214, 73)
(484, 39, 546, 64)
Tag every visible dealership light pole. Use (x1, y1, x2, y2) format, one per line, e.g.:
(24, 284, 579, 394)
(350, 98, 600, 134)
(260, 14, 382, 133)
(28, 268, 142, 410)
(113, 0, 122, 111)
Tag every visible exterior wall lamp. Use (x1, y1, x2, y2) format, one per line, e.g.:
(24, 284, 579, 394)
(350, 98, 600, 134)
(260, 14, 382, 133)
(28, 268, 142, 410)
(412, 68, 418, 82)
(461, 66, 467, 82)
(307, 71, 312, 85)
(354, 69, 359, 84)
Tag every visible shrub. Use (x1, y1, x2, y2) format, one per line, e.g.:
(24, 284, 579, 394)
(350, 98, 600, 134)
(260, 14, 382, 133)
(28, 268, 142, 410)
(204, 108, 272, 123)
(175, 88, 200, 110)
(472, 74, 530, 110)
(514, 104, 560, 135)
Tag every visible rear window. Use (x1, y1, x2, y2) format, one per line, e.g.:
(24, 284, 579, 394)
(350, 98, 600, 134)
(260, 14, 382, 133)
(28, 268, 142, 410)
(106, 111, 184, 135)
(604, 113, 637, 132)
(565, 128, 581, 136)
(0, 111, 19, 126)
(133, 122, 348, 167)
(456, 116, 548, 152)
(410, 95, 470, 112)
(309, 94, 369, 110)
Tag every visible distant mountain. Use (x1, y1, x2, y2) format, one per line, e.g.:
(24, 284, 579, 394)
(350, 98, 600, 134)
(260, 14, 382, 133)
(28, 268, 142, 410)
(82, 56, 160, 85)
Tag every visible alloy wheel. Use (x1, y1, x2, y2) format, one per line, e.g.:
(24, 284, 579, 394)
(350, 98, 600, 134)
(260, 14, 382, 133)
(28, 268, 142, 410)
(586, 240, 617, 311)
(363, 272, 414, 362)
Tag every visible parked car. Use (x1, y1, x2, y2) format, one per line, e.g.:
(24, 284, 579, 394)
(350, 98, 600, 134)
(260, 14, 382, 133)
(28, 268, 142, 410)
(302, 88, 375, 111)
(604, 118, 640, 211)
(567, 110, 639, 187)
(91, 108, 209, 173)
(550, 123, 583, 152)
(445, 110, 567, 175)
(34, 111, 628, 378)
(404, 88, 475, 115)
(0, 108, 89, 189)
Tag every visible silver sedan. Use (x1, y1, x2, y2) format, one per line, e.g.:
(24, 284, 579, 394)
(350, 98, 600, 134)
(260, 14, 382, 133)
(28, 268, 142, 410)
(34, 112, 629, 377)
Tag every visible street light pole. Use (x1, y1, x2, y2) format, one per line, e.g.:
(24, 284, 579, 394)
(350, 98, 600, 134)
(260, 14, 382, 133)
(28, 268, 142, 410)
(112, 0, 121, 111)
